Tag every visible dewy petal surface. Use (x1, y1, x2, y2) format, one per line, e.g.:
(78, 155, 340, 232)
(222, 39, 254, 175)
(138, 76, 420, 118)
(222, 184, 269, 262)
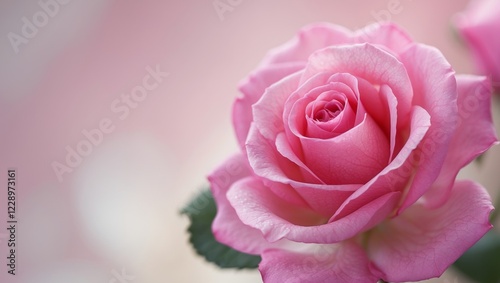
(367, 180, 493, 282)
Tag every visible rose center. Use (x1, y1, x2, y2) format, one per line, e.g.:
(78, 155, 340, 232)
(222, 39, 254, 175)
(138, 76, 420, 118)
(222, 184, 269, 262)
(314, 101, 343, 122)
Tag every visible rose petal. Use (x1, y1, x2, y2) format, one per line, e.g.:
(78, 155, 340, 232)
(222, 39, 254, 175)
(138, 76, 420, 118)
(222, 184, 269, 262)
(275, 132, 324, 184)
(251, 71, 303, 142)
(229, 176, 328, 228)
(425, 75, 498, 207)
(397, 43, 458, 212)
(260, 23, 353, 66)
(305, 98, 357, 139)
(288, 73, 367, 140)
(301, 88, 357, 138)
(260, 241, 377, 283)
(368, 180, 493, 282)
(356, 77, 396, 144)
(234, 62, 305, 147)
(282, 72, 363, 155)
(301, 43, 413, 128)
(331, 105, 431, 221)
(247, 123, 362, 216)
(282, 72, 389, 185)
(299, 113, 390, 184)
(252, 71, 333, 166)
(208, 154, 289, 254)
(227, 176, 401, 243)
(245, 122, 326, 189)
(354, 22, 413, 55)
(290, 185, 357, 218)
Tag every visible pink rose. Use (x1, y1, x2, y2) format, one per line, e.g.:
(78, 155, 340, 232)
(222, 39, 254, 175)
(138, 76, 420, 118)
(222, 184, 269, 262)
(208, 23, 497, 282)
(456, 0, 500, 90)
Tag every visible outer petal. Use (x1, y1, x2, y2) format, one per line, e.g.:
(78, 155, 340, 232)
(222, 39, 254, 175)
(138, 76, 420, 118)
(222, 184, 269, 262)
(247, 124, 316, 207)
(227, 176, 400, 244)
(208, 154, 289, 254)
(261, 22, 414, 67)
(260, 23, 353, 66)
(260, 241, 378, 283)
(397, 43, 458, 212)
(368, 180, 493, 282)
(353, 22, 413, 55)
(234, 62, 305, 147)
(252, 71, 303, 141)
(425, 75, 498, 207)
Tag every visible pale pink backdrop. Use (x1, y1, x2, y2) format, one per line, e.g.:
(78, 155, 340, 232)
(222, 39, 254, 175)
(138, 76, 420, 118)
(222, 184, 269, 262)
(0, 1, 499, 282)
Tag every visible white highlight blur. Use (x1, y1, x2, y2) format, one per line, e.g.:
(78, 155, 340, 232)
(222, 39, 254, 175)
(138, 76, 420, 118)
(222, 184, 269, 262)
(72, 134, 173, 267)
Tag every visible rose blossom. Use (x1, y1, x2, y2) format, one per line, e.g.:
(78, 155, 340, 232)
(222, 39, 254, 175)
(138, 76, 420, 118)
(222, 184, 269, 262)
(455, 0, 500, 90)
(208, 22, 498, 282)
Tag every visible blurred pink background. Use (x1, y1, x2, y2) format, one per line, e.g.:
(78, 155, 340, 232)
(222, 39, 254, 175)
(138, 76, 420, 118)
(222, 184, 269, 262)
(0, 0, 499, 282)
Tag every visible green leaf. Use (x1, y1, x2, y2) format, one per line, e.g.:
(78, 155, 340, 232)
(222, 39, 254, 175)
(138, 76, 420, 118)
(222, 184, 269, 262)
(181, 188, 261, 269)
(453, 230, 500, 283)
